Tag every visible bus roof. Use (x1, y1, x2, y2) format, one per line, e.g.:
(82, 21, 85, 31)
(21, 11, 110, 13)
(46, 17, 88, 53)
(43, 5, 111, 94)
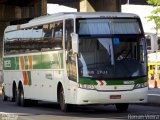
(5, 12, 139, 32)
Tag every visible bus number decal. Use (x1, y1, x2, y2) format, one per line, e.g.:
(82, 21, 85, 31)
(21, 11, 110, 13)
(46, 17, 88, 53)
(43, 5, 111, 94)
(4, 60, 11, 68)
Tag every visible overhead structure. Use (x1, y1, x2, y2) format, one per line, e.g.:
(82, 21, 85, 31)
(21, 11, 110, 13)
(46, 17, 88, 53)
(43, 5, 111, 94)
(47, 0, 121, 12)
(0, 0, 47, 67)
(0, 0, 121, 69)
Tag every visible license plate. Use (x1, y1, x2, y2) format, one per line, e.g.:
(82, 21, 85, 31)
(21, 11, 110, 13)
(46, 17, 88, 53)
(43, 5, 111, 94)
(110, 95, 121, 99)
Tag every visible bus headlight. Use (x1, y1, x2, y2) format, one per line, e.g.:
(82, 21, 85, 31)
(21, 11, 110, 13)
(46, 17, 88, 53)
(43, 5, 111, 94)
(134, 82, 148, 89)
(79, 84, 96, 90)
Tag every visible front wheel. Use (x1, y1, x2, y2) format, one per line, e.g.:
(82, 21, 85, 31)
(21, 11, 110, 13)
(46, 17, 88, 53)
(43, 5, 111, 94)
(59, 87, 69, 112)
(115, 103, 129, 112)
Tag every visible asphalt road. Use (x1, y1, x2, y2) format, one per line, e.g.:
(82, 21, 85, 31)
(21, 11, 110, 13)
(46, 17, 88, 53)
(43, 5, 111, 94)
(0, 96, 160, 120)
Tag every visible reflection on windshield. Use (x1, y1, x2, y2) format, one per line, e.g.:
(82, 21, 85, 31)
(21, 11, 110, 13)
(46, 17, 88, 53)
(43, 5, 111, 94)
(78, 37, 147, 79)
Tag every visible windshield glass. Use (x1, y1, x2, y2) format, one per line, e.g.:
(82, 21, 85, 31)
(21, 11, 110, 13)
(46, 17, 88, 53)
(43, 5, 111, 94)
(78, 37, 147, 79)
(78, 18, 141, 36)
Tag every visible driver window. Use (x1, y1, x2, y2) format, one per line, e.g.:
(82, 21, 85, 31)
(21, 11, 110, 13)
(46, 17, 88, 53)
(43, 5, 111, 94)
(65, 19, 76, 81)
(65, 19, 74, 51)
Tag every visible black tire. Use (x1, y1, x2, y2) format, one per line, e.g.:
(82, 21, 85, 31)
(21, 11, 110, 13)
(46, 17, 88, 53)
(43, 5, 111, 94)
(11, 86, 17, 102)
(19, 87, 28, 107)
(2, 88, 8, 101)
(115, 103, 129, 112)
(59, 87, 69, 112)
(16, 88, 20, 106)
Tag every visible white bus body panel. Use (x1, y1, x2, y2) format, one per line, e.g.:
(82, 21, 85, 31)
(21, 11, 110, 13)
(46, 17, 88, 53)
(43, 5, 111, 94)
(76, 87, 148, 105)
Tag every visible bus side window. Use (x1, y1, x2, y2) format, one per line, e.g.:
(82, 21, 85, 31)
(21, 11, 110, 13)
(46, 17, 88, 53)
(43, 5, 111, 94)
(43, 24, 52, 38)
(53, 22, 62, 40)
(41, 24, 54, 51)
(4, 39, 19, 55)
(65, 19, 74, 52)
(4, 31, 19, 55)
(53, 21, 63, 50)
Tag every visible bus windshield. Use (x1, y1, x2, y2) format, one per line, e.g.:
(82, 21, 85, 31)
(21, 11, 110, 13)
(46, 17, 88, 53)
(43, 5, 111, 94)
(78, 18, 141, 36)
(77, 18, 147, 79)
(78, 37, 147, 79)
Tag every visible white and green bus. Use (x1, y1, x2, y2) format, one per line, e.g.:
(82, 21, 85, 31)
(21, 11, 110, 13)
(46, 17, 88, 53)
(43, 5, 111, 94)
(2, 12, 148, 112)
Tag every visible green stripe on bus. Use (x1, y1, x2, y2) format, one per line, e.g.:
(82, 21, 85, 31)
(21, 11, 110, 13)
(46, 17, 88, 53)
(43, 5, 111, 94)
(79, 78, 98, 85)
(79, 77, 147, 85)
(32, 55, 42, 69)
(41, 53, 63, 69)
(41, 54, 54, 69)
(24, 56, 28, 69)
(60, 53, 63, 68)
(134, 77, 147, 84)
(27, 71, 32, 85)
(3, 52, 64, 70)
(15, 57, 19, 70)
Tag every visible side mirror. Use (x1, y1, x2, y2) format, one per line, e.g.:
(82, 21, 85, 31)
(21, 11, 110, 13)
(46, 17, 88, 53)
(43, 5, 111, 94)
(71, 33, 79, 54)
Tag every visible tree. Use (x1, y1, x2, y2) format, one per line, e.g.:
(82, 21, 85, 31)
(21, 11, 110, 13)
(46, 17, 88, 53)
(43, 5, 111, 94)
(147, 0, 160, 34)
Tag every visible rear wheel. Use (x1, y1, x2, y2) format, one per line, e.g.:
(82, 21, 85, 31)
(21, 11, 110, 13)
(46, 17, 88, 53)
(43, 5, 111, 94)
(11, 86, 17, 102)
(59, 87, 69, 112)
(16, 88, 20, 106)
(115, 103, 129, 112)
(19, 87, 28, 107)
